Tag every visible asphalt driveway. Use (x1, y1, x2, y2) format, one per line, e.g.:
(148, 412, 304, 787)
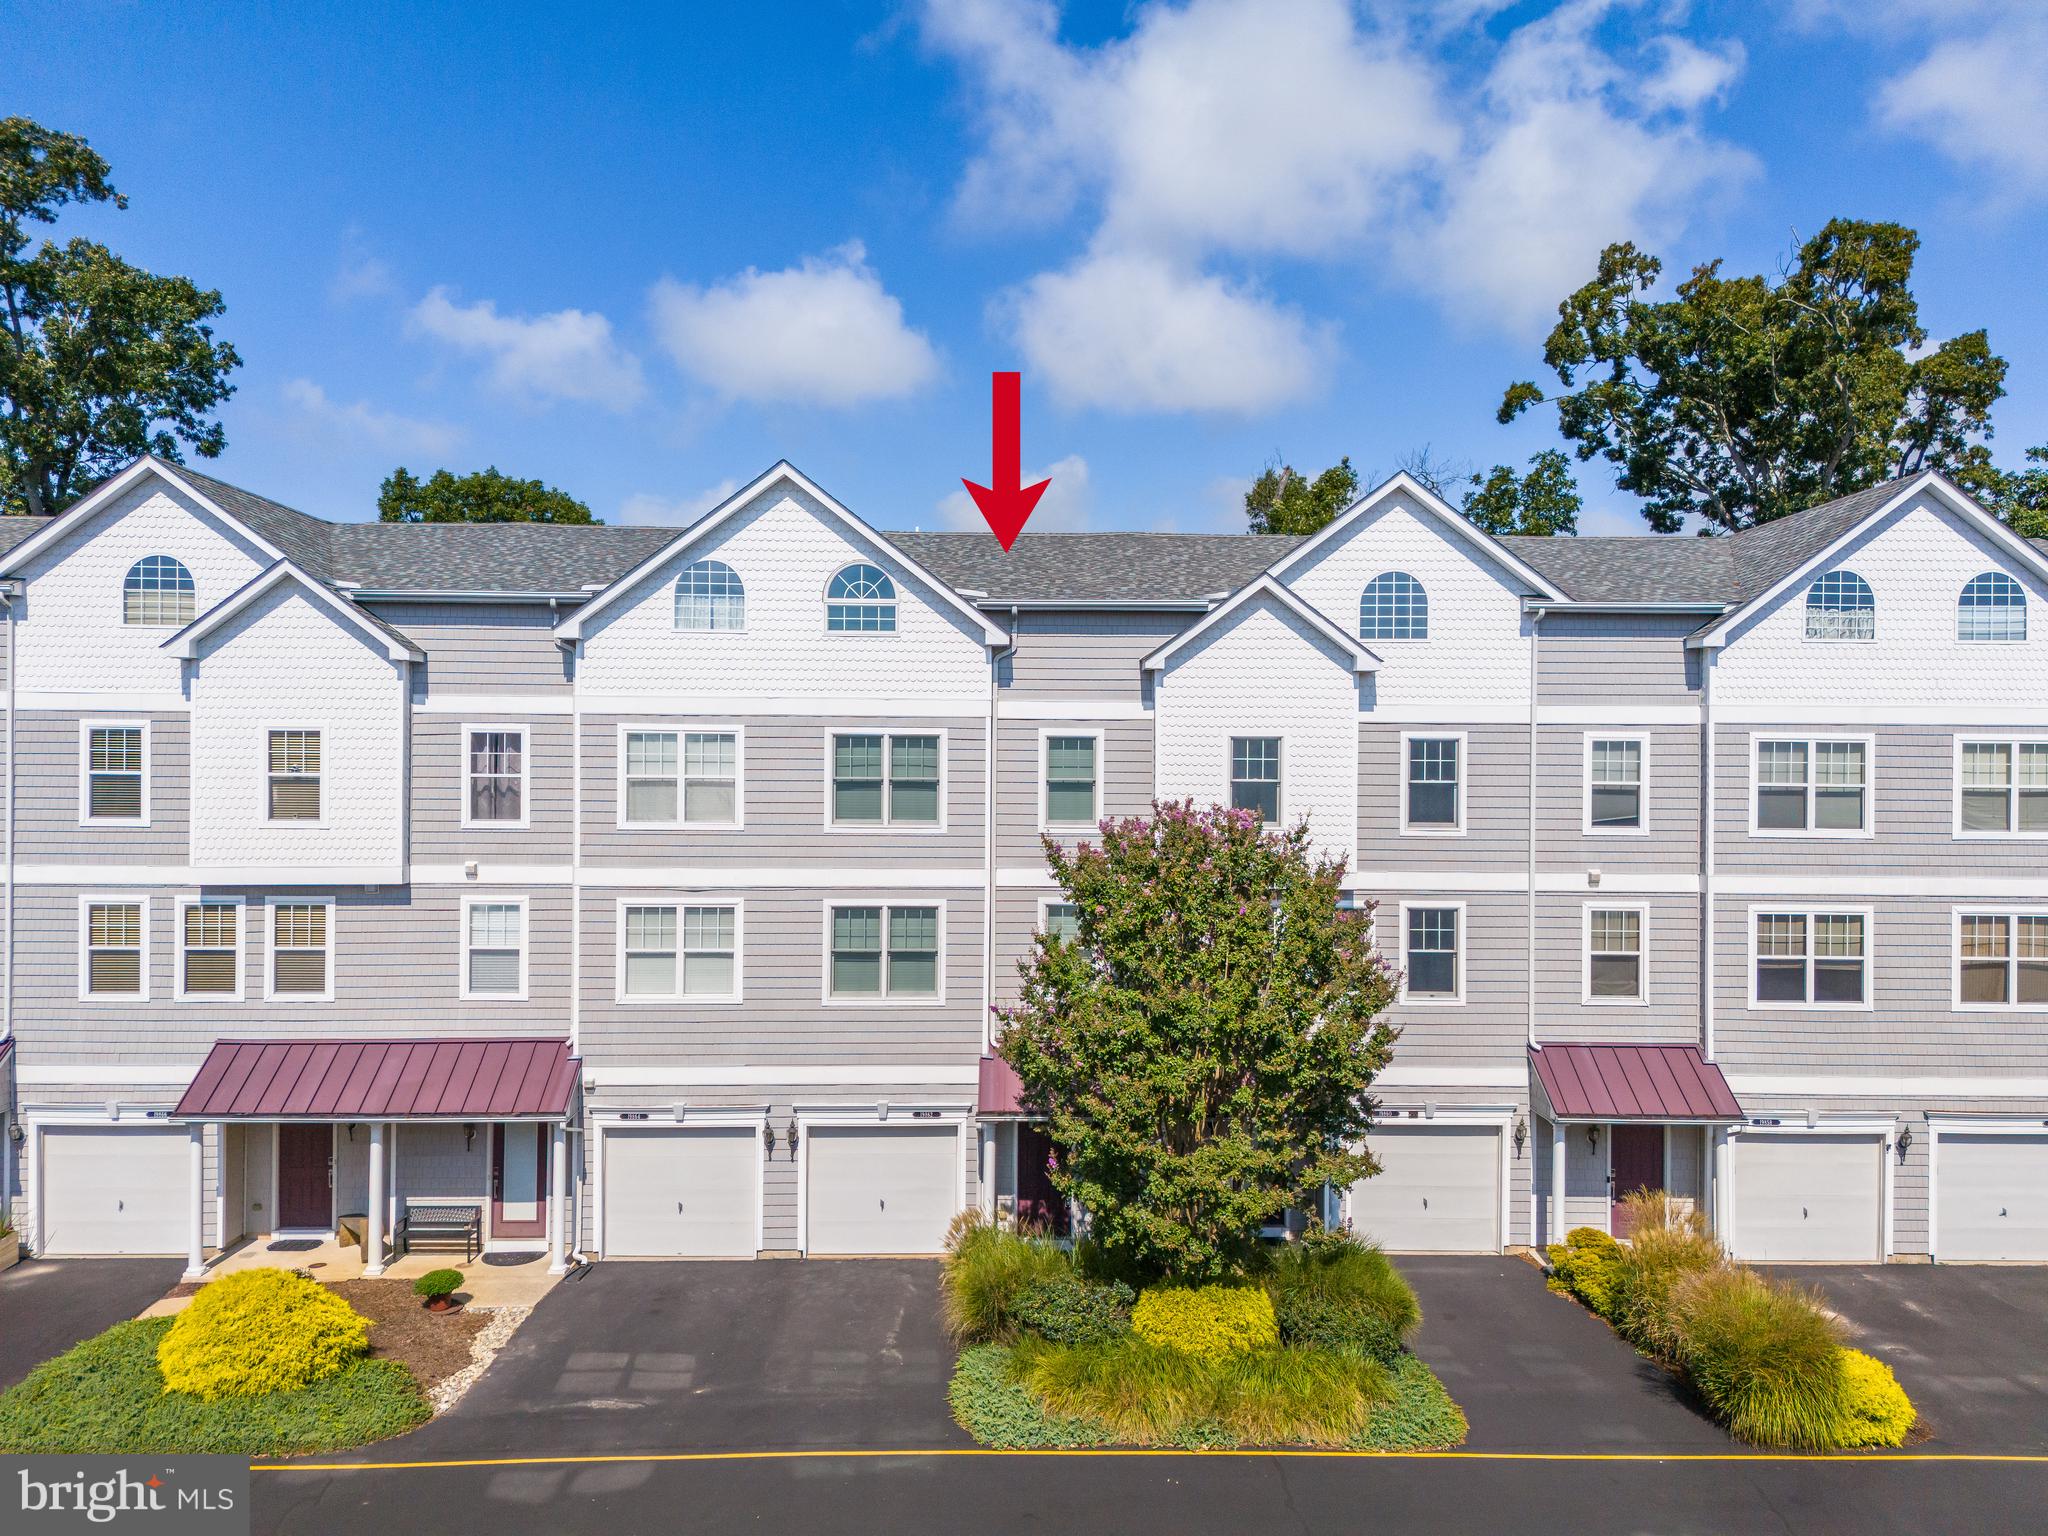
(413, 1259, 965, 1456)
(0, 1255, 187, 1390)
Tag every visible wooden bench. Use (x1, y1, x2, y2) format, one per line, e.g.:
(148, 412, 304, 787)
(398, 1202, 482, 1263)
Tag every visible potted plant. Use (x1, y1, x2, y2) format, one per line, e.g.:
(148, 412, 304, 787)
(0, 1216, 16, 1273)
(413, 1268, 465, 1313)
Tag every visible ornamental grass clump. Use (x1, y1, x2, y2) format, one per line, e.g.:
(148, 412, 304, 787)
(940, 1216, 1073, 1344)
(157, 1268, 369, 1401)
(1610, 1192, 1721, 1357)
(1669, 1267, 1849, 1451)
(1265, 1232, 1420, 1365)
(1130, 1284, 1278, 1358)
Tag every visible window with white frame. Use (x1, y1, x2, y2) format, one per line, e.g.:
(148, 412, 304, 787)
(829, 904, 939, 998)
(682, 905, 737, 996)
(122, 555, 194, 626)
(1042, 901, 1081, 945)
(674, 560, 746, 631)
(1405, 736, 1461, 830)
(466, 729, 525, 823)
(1957, 913, 2048, 1006)
(1230, 736, 1280, 823)
(271, 902, 330, 997)
(621, 905, 676, 997)
(84, 725, 146, 821)
(826, 564, 897, 632)
(180, 901, 239, 997)
(1044, 735, 1099, 826)
(1359, 572, 1428, 640)
(1958, 572, 2026, 642)
(1805, 569, 1875, 639)
(1958, 740, 2048, 834)
(85, 900, 144, 995)
(831, 732, 939, 825)
(1586, 907, 1644, 1001)
(1403, 906, 1460, 1000)
(1755, 738, 1867, 832)
(1754, 911, 1866, 1006)
(620, 904, 738, 999)
(464, 901, 525, 997)
(1586, 737, 1643, 832)
(267, 730, 321, 820)
(622, 731, 678, 823)
(684, 732, 739, 823)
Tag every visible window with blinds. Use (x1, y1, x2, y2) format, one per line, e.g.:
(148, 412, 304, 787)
(829, 904, 938, 998)
(623, 905, 678, 996)
(87, 726, 145, 820)
(181, 902, 238, 995)
(1044, 735, 1098, 826)
(682, 906, 736, 996)
(272, 903, 329, 995)
(683, 732, 738, 824)
(467, 730, 524, 822)
(87, 901, 144, 994)
(623, 731, 679, 823)
(466, 902, 523, 995)
(831, 733, 940, 825)
(268, 730, 321, 820)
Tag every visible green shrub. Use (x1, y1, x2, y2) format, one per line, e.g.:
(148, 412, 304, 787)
(1832, 1348, 1915, 1448)
(1546, 1227, 1626, 1318)
(1270, 1291, 1403, 1365)
(412, 1269, 463, 1301)
(1671, 1267, 1848, 1450)
(946, 1345, 1114, 1449)
(1264, 1233, 1419, 1365)
(1013, 1274, 1134, 1345)
(1131, 1284, 1278, 1358)
(0, 1318, 426, 1455)
(940, 1222, 1073, 1344)
(157, 1269, 369, 1401)
(1351, 1353, 1469, 1450)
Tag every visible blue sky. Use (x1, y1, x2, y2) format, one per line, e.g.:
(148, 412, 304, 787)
(15, 0, 2048, 537)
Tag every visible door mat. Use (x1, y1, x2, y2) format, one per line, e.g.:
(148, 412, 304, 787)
(266, 1238, 322, 1252)
(482, 1251, 545, 1267)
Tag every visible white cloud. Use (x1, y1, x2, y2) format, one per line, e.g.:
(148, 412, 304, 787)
(1878, 21, 2048, 199)
(1003, 251, 1330, 414)
(281, 378, 463, 457)
(649, 242, 940, 407)
(617, 478, 740, 527)
(934, 453, 1092, 532)
(329, 226, 395, 304)
(409, 287, 645, 410)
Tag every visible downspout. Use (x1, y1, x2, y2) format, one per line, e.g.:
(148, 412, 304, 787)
(1700, 647, 1716, 1062)
(983, 610, 1017, 1051)
(2, 582, 14, 1217)
(558, 595, 589, 1264)
(1526, 606, 1544, 1051)
(397, 659, 413, 884)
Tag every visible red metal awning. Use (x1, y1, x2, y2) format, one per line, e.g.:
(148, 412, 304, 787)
(174, 1038, 579, 1120)
(977, 1053, 1034, 1118)
(1530, 1043, 1741, 1123)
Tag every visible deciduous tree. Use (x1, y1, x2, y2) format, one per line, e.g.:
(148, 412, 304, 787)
(1462, 449, 1581, 536)
(1245, 456, 1357, 535)
(377, 465, 597, 524)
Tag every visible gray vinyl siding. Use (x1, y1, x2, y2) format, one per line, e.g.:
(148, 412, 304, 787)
(580, 714, 986, 868)
(994, 717, 1152, 867)
(373, 601, 571, 694)
(992, 888, 1048, 1006)
(1533, 891, 1700, 1043)
(1535, 723, 1701, 870)
(1352, 887, 1527, 1065)
(1357, 724, 1529, 872)
(411, 716, 574, 859)
(998, 611, 1184, 701)
(18, 711, 190, 860)
(1536, 613, 1702, 704)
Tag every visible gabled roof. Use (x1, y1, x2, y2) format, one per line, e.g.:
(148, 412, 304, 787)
(163, 559, 424, 663)
(1141, 573, 1380, 674)
(0, 458, 294, 578)
(554, 460, 1011, 645)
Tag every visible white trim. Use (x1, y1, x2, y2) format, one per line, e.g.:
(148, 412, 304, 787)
(1951, 734, 2048, 841)
(77, 892, 150, 1002)
(263, 894, 336, 1003)
(459, 722, 533, 831)
(1729, 1073, 2048, 1098)
(1227, 730, 1287, 829)
(793, 1104, 971, 1256)
(1140, 573, 1380, 674)
(0, 458, 289, 577)
(1744, 904, 1874, 1012)
(821, 898, 948, 1006)
(593, 1109, 767, 1260)
(18, 862, 404, 887)
(1746, 733, 1876, 839)
(162, 559, 422, 662)
(1373, 1066, 1526, 1088)
(1717, 703, 2048, 726)
(1037, 726, 1104, 833)
(262, 725, 327, 829)
(588, 1064, 979, 1088)
(1949, 906, 2048, 1011)
(413, 692, 573, 716)
(1582, 900, 1650, 1006)
(577, 690, 989, 718)
(611, 895, 745, 1005)
(613, 722, 747, 832)
(1398, 730, 1468, 836)
(18, 1065, 199, 1085)
(173, 894, 245, 1003)
(1397, 899, 1465, 1006)
(458, 893, 531, 1002)
(77, 719, 152, 827)
(1581, 731, 1648, 838)
(824, 727, 950, 833)
(997, 698, 1150, 721)
(586, 864, 987, 890)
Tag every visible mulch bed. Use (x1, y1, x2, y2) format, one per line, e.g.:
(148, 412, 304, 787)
(324, 1279, 487, 1393)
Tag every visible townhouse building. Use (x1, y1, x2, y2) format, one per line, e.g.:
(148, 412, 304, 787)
(1, 455, 2043, 1277)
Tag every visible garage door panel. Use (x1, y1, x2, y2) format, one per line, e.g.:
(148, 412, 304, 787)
(1938, 1134, 2048, 1262)
(1733, 1133, 1883, 1263)
(42, 1126, 188, 1256)
(1347, 1125, 1501, 1253)
(806, 1125, 957, 1256)
(605, 1127, 758, 1258)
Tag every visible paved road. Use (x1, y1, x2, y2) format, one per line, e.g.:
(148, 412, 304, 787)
(0, 1255, 185, 1390)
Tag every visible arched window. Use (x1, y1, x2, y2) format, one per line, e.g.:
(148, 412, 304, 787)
(826, 563, 897, 632)
(674, 559, 746, 631)
(1804, 570, 1874, 640)
(123, 556, 195, 626)
(1959, 571, 2026, 642)
(1360, 572, 1428, 640)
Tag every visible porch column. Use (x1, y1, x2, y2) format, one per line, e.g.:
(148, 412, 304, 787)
(1548, 1118, 1567, 1249)
(364, 1122, 387, 1277)
(977, 1124, 995, 1215)
(547, 1121, 569, 1275)
(183, 1123, 206, 1281)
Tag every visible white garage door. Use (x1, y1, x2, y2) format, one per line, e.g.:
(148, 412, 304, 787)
(1937, 1133, 2048, 1262)
(1347, 1124, 1501, 1253)
(604, 1126, 758, 1258)
(40, 1125, 188, 1256)
(1732, 1133, 1884, 1262)
(806, 1124, 958, 1256)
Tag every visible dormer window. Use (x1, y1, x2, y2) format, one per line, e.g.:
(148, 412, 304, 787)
(123, 556, 194, 626)
(675, 560, 746, 631)
(1805, 570, 1874, 640)
(827, 564, 896, 632)
(1959, 572, 2026, 642)
(1360, 572, 1428, 640)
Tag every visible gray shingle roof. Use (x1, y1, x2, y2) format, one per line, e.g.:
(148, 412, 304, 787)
(890, 531, 1304, 603)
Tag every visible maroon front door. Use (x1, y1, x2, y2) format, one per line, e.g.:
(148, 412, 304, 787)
(1015, 1123, 1071, 1237)
(276, 1124, 332, 1229)
(491, 1123, 550, 1240)
(1610, 1124, 1665, 1236)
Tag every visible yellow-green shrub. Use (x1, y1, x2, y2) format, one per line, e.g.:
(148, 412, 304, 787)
(1832, 1348, 1915, 1448)
(1546, 1227, 1625, 1318)
(1131, 1284, 1277, 1358)
(157, 1268, 369, 1401)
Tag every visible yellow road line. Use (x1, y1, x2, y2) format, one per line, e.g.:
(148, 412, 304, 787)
(253, 1447, 2048, 1473)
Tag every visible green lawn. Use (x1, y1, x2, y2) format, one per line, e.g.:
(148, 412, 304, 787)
(0, 1317, 429, 1457)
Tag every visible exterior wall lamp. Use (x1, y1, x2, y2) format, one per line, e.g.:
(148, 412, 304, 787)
(1586, 1124, 1600, 1153)
(1511, 1116, 1526, 1157)
(762, 1113, 776, 1154)
(1896, 1125, 1913, 1163)
(785, 1119, 800, 1160)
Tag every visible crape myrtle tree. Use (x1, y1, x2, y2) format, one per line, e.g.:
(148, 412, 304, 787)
(996, 801, 1400, 1282)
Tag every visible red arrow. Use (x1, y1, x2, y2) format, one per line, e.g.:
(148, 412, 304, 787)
(962, 371, 1050, 552)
